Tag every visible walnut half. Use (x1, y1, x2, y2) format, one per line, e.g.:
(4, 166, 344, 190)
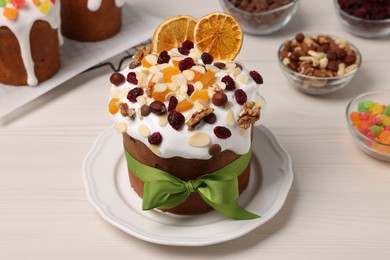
(187, 108, 214, 131)
(237, 102, 261, 129)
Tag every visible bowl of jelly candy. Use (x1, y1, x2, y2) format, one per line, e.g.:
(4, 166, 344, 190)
(346, 91, 390, 161)
(334, 0, 390, 38)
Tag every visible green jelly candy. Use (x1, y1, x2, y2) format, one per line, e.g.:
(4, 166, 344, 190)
(384, 105, 390, 116)
(370, 125, 381, 136)
(358, 101, 373, 112)
(0, 0, 6, 7)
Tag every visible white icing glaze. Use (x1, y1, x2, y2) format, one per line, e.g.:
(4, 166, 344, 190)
(87, 0, 125, 12)
(109, 49, 265, 160)
(0, 2, 61, 86)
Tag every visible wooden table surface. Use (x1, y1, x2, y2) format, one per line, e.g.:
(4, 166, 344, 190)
(1, 0, 390, 259)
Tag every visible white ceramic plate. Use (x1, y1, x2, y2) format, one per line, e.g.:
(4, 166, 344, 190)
(83, 125, 293, 246)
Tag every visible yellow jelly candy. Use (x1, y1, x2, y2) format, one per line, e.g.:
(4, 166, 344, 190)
(39, 0, 51, 14)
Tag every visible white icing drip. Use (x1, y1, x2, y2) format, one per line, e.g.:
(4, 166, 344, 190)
(110, 54, 265, 160)
(87, 0, 125, 12)
(0, 2, 61, 86)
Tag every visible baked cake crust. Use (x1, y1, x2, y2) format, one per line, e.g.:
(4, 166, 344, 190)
(61, 0, 122, 42)
(0, 21, 60, 86)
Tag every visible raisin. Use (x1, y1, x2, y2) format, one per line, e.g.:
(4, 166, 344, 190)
(201, 52, 214, 65)
(168, 96, 178, 112)
(187, 84, 195, 96)
(327, 51, 337, 61)
(127, 72, 138, 85)
(182, 40, 194, 50)
(221, 75, 236, 91)
(168, 110, 185, 130)
(289, 52, 301, 62)
(178, 46, 190, 55)
(110, 72, 125, 86)
(127, 87, 144, 103)
(214, 62, 226, 69)
(179, 57, 195, 71)
(249, 70, 263, 84)
(157, 50, 170, 64)
(148, 132, 163, 145)
(214, 126, 232, 139)
(344, 55, 357, 66)
(234, 89, 247, 105)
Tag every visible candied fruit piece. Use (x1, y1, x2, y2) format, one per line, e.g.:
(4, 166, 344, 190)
(108, 98, 120, 114)
(199, 70, 215, 88)
(161, 66, 180, 83)
(191, 89, 209, 103)
(175, 98, 193, 112)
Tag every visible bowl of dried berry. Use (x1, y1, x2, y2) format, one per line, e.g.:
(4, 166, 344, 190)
(278, 33, 362, 95)
(334, 0, 390, 38)
(346, 91, 390, 161)
(220, 0, 301, 35)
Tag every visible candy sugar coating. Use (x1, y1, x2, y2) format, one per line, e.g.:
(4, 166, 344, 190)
(350, 100, 390, 146)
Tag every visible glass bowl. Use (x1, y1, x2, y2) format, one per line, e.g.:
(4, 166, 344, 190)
(346, 91, 390, 162)
(219, 0, 301, 35)
(334, 0, 390, 38)
(277, 34, 362, 95)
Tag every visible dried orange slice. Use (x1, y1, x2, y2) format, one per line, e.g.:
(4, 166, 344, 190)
(152, 15, 198, 53)
(194, 12, 243, 61)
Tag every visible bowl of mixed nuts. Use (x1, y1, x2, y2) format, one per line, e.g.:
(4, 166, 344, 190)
(278, 33, 362, 95)
(334, 0, 390, 38)
(219, 0, 301, 35)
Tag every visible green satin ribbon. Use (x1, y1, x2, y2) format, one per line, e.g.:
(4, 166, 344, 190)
(124, 147, 260, 220)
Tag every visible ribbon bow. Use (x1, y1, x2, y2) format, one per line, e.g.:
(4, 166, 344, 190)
(124, 148, 260, 220)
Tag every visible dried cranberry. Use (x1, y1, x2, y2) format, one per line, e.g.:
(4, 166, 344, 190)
(168, 110, 185, 130)
(182, 40, 194, 50)
(110, 72, 125, 86)
(214, 126, 232, 139)
(234, 89, 247, 105)
(148, 132, 163, 145)
(187, 84, 195, 96)
(201, 53, 214, 65)
(127, 87, 144, 103)
(221, 75, 236, 91)
(178, 46, 190, 55)
(249, 70, 263, 84)
(168, 96, 178, 112)
(157, 50, 170, 64)
(179, 57, 195, 71)
(127, 72, 138, 85)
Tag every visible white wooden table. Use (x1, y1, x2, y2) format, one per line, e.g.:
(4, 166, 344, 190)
(1, 0, 390, 259)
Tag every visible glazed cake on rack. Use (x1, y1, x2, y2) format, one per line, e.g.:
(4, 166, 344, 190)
(60, 0, 124, 42)
(108, 13, 264, 218)
(0, 0, 61, 86)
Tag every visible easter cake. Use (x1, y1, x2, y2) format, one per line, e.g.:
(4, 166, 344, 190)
(0, 0, 61, 86)
(60, 0, 124, 42)
(108, 13, 264, 219)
